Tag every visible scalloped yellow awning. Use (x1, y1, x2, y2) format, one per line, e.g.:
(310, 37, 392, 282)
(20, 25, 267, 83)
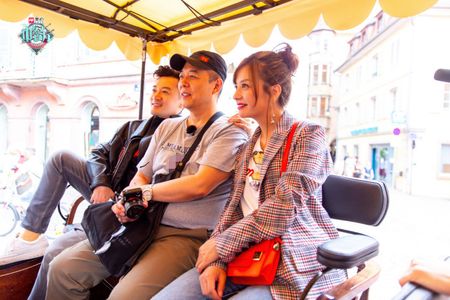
(0, 0, 437, 64)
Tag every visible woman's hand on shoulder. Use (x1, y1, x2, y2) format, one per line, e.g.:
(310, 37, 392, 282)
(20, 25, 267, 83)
(229, 114, 256, 136)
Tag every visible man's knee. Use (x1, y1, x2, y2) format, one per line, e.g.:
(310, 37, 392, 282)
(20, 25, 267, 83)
(42, 239, 66, 266)
(45, 230, 87, 269)
(47, 150, 73, 169)
(47, 251, 71, 284)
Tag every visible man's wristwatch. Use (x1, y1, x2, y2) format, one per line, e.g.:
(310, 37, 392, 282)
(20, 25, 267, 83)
(142, 184, 153, 202)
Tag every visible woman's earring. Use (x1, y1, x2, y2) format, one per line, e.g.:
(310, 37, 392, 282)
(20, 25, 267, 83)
(271, 112, 276, 124)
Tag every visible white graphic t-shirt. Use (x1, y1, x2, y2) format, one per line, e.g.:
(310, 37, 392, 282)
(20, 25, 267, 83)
(137, 116, 248, 229)
(241, 136, 264, 216)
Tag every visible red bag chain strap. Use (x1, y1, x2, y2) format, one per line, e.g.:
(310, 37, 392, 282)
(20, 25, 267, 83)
(281, 121, 299, 175)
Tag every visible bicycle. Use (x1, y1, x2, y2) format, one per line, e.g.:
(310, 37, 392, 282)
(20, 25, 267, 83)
(0, 172, 35, 237)
(0, 150, 43, 237)
(0, 150, 84, 238)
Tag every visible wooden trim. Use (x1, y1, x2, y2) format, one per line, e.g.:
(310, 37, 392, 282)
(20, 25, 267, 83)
(317, 260, 381, 300)
(0, 257, 42, 300)
(66, 196, 85, 225)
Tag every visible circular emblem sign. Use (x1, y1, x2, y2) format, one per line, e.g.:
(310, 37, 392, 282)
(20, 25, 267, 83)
(19, 17, 54, 54)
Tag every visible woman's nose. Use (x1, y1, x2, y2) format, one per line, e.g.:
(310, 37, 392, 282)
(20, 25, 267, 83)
(233, 89, 241, 100)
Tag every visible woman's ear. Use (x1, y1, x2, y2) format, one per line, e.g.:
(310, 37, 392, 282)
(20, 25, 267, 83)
(271, 84, 282, 100)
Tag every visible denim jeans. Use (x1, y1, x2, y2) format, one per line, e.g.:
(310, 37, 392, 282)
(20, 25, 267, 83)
(22, 150, 92, 300)
(21, 150, 92, 234)
(152, 267, 273, 300)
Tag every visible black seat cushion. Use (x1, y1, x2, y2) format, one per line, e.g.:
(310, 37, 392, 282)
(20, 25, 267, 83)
(317, 235, 379, 269)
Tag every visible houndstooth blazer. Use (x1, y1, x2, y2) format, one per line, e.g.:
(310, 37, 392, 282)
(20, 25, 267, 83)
(211, 112, 346, 299)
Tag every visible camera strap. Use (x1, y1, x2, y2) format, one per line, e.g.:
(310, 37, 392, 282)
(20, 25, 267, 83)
(174, 111, 224, 176)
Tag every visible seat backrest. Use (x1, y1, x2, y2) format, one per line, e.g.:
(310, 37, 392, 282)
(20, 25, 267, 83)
(322, 174, 389, 226)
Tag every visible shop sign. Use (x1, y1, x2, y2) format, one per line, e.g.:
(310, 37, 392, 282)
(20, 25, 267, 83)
(19, 17, 54, 54)
(350, 126, 378, 136)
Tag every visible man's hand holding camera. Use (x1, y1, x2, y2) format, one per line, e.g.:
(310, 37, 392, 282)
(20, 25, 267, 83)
(112, 185, 153, 223)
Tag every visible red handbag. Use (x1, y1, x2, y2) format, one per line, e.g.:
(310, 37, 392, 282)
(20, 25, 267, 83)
(226, 122, 299, 285)
(227, 237, 282, 285)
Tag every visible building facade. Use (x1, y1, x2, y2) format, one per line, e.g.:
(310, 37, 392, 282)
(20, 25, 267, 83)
(0, 20, 153, 167)
(335, 5, 450, 198)
(306, 28, 337, 161)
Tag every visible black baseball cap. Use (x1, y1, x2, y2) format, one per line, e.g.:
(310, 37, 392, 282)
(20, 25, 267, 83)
(170, 50, 227, 82)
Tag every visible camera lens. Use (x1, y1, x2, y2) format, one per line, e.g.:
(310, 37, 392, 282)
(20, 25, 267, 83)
(126, 203, 145, 219)
(124, 198, 145, 219)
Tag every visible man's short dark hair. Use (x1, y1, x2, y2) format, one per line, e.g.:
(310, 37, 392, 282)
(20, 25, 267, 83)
(153, 65, 180, 80)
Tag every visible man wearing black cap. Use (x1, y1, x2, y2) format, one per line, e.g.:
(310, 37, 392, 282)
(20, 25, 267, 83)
(46, 51, 248, 299)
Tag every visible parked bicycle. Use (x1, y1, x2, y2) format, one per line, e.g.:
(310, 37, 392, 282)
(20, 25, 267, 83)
(0, 149, 77, 237)
(0, 150, 41, 237)
(0, 174, 38, 237)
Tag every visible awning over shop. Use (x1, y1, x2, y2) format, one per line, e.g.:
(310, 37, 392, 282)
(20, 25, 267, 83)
(0, 0, 438, 63)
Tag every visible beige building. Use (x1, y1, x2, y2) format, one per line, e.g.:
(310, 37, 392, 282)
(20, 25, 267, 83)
(306, 26, 354, 163)
(334, 4, 450, 198)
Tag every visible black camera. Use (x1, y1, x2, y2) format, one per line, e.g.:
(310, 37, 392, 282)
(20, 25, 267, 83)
(122, 187, 145, 219)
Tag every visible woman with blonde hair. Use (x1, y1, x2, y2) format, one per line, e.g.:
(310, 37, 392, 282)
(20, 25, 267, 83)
(154, 44, 346, 299)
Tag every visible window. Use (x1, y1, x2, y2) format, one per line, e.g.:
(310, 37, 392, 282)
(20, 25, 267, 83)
(371, 55, 378, 77)
(309, 97, 318, 117)
(371, 96, 377, 120)
(344, 73, 350, 92)
(376, 13, 384, 32)
(355, 102, 360, 124)
(441, 144, 450, 173)
(343, 106, 348, 125)
(320, 96, 329, 117)
(444, 84, 450, 110)
(361, 31, 367, 44)
(390, 87, 398, 113)
(342, 145, 348, 158)
(356, 65, 362, 87)
(81, 102, 100, 156)
(309, 96, 329, 117)
(390, 39, 400, 66)
(321, 65, 328, 84)
(323, 38, 329, 52)
(353, 145, 359, 158)
(349, 41, 355, 54)
(35, 104, 50, 164)
(314, 38, 321, 53)
(312, 65, 319, 85)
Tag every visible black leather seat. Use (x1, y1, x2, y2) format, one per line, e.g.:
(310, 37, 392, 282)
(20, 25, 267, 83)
(301, 174, 389, 300)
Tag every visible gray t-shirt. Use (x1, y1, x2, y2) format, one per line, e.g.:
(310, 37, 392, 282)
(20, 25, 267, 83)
(137, 115, 248, 230)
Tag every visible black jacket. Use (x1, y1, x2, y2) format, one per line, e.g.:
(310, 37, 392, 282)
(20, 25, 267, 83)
(86, 116, 166, 193)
